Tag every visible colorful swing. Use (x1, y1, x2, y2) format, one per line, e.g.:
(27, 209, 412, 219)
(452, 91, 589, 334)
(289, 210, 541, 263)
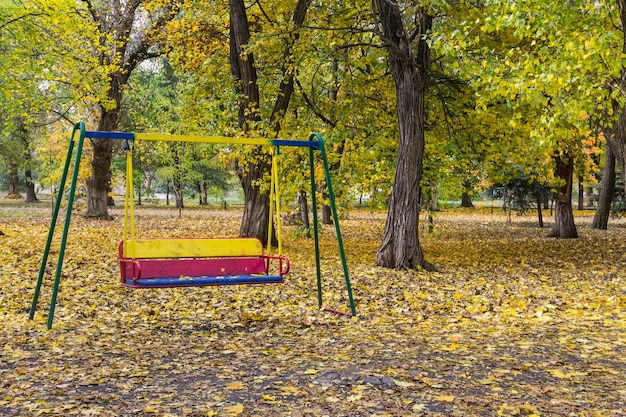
(118, 140, 290, 288)
(30, 123, 356, 329)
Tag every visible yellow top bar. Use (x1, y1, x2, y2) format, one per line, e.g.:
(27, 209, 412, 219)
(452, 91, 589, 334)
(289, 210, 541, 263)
(134, 133, 273, 146)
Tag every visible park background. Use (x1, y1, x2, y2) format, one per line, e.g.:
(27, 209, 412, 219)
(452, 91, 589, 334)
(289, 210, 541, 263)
(2, 0, 626, 415)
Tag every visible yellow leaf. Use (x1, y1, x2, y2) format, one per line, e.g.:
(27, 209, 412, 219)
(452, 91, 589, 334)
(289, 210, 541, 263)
(224, 403, 244, 415)
(262, 394, 276, 402)
(227, 381, 245, 390)
(435, 395, 455, 403)
(304, 369, 318, 375)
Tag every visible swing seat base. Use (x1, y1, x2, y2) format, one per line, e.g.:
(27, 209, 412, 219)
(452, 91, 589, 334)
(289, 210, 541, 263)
(118, 239, 289, 289)
(122, 274, 284, 288)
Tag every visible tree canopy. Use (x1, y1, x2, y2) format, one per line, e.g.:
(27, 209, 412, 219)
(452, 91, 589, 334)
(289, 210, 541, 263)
(2, 0, 626, 265)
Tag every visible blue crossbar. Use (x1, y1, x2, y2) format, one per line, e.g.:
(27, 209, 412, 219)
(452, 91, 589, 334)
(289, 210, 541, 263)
(122, 275, 285, 288)
(85, 131, 135, 140)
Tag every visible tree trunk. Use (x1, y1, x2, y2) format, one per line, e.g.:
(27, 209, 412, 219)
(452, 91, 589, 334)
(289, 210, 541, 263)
(374, 2, 433, 270)
(229, 0, 311, 246)
(460, 180, 474, 207)
(321, 191, 332, 225)
(18, 120, 37, 203)
(460, 193, 473, 208)
(230, 0, 269, 244)
(7, 162, 21, 198)
(238, 155, 272, 243)
(549, 154, 578, 238)
(298, 190, 311, 237)
(536, 191, 544, 228)
(24, 169, 38, 203)
(86, 135, 114, 219)
(577, 175, 584, 210)
(321, 58, 342, 223)
(83, 1, 175, 219)
(605, 0, 626, 194)
(175, 181, 184, 209)
(592, 145, 616, 229)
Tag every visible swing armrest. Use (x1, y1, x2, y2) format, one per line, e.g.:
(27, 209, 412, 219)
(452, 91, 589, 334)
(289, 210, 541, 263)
(265, 255, 290, 275)
(119, 257, 142, 282)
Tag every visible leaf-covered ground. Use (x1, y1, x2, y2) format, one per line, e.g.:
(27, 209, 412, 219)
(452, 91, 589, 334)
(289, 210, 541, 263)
(1, 205, 625, 416)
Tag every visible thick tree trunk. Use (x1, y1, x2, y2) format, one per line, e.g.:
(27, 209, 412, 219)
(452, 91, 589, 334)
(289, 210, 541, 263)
(7, 162, 21, 198)
(230, 0, 310, 246)
(82, 1, 174, 219)
(536, 191, 544, 228)
(321, 58, 341, 224)
(321, 191, 333, 225)
(230, 0, 269, 244)
(238, 155, 272, 243)
(175, 179, 184, 209)
(460, 193, 473, 208)
(86, 73, 121, 219)
(86, 135, 114, 219)
(460, 180, 474, 207)
(577, 175, 584, 210)
(606, 1, 626, 193)
(549, 154, 578, 238)
(374, 2, 433, 270)
(298, 190, 311, 236)
(592, 145, 616, 229)
(24, 169, 38, 203)
(607, 111, 626, 191)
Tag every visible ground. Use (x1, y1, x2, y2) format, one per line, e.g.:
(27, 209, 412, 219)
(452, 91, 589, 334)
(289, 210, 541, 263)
(0, 204, 625, 416)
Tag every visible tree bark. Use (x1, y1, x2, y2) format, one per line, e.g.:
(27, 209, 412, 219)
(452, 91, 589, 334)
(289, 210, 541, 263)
(577, 175, 584, 210)
(549, 154, 578, 238)
(373, 1, 433, 270)
(83, 0, 176, 219)
(460, 193, 473, 208)
(7, 162, 21, 198)
(24, 169, 38, 203)
(536, 191, 544, 228)
(230, 0, 311, 246)
(298, 190, 311, 237)
(321, 191, 333, 224)
(175, 179, 184, 209)
(86, 131, 114, 219)
(460, 180, 474, 207)
(605, 0, 626, 193)
(229, 0, 270, 244)
(592, 145, 616, 229)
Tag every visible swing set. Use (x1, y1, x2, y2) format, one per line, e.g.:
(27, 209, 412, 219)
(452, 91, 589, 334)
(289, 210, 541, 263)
(30, 122, 356, 328)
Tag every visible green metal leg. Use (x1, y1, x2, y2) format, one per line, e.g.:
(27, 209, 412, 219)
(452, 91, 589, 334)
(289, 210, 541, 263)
(29, 124, 80, 320)
(309, 133, 356, 317)
(47, 123, 86, 329)
(309, 147, 323, 309)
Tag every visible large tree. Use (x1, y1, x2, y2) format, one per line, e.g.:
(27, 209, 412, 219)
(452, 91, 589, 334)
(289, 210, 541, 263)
(602, 0, 626, 200)
(80, 0, 179, 219)
(228, 0, 312, 244)
(372, 1, 433, 270)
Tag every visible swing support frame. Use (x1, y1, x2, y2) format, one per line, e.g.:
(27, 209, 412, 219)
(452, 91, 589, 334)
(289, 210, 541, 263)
(30, 122, 356, 328)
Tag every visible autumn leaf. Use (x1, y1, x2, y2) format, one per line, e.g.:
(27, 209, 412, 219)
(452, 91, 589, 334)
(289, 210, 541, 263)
(224, 403, 244, 416)
(2, 208, 626, 417)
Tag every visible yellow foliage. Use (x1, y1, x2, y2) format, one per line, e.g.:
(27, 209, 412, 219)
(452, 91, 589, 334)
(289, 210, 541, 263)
(1, 207, 625, 415)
